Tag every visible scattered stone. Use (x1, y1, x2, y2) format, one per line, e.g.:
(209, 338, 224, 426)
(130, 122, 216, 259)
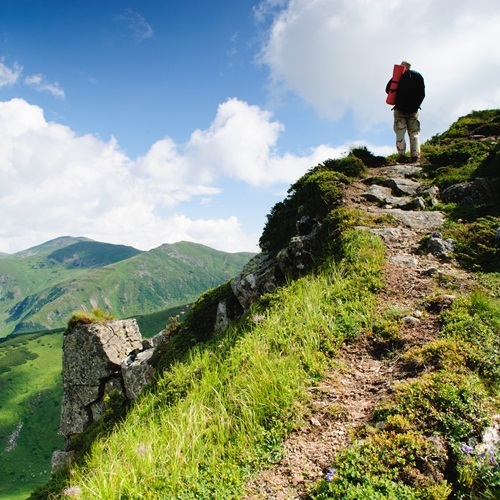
(403, 316, 421, 326)
(361, 184, 393, 203)
(5, 421, 23, 452)
(411, 197, 426, 211)
(51, 450, 76, 473)
(214, 300, 230, 333)
(475, 414, 500, 458)
(425, 237, 456, 259)
(379, 209, 445, 231)
(121, 349, 156, 400)
(421, 267, 440, 276)
(378, 165, 423, 178)
(310, 417, 322, 427)
(231, 253, 281, 309)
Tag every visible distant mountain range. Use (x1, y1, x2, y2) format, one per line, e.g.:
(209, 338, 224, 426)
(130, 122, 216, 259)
(0, 236, 254, 339)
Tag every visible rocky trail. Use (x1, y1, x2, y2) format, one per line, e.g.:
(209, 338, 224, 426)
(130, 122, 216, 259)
(244, 161, 476, 499)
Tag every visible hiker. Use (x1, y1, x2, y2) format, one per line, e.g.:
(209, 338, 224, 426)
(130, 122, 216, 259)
(386, 61, 425, 163)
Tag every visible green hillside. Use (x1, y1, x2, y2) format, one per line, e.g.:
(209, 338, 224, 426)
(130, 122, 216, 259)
(0, 330, 64, 500)
(0, 240, 253, 499)
(0, 303, 197, 500)
(0, 239, 253, 338)
(13, 110, 500, 499)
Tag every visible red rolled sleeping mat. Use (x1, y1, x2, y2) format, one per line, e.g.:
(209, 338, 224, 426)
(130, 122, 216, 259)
(386, 64, 406, 105)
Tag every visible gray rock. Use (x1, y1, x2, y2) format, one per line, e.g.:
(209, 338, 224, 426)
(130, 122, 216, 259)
(441, 177, 500, 206)
(143, 331, 169, 350)
(277, 223, 323, 278)
(378, 165, 423, 178)
(383, 178, 421, 196)
(231, 252, 281, 309)
(51, 450, 76, 473)
(388, 197, 414, 208)
(214, 300, 230, 333)
(403, 316, 421, 325)
(425, 237, 456, 259)
(121, 349, 155, 400)
(380, 209, 445, 231)
(59, 319, 143, 437)
(419, 185, 440, 206)
(361, 185, 412, 208)
(361, 185, 393, 203)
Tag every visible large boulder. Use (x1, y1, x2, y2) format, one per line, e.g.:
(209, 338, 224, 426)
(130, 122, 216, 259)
(59, 319, 143, 437)
(54, 319, 162, 472)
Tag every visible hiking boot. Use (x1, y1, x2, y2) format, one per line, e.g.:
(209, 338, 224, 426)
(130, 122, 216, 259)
(397, 155, 407, 163)
(411, 155, 420, 163)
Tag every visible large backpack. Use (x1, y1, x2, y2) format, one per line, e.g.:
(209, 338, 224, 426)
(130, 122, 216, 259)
(395, 70, 425, 113)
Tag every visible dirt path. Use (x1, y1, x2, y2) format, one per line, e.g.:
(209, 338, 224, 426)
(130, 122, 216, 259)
(244, 162, 475, 499)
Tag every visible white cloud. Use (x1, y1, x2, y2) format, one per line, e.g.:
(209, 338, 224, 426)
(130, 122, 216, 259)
(257, 0, 500, 140)
(0, 59, 22, 87)
(24, 73, 65, 98)
(0, 97, 355, 254)
(114, 9, 154, 41)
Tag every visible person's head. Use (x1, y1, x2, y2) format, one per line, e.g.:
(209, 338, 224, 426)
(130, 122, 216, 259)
(401, 60, 412, 70)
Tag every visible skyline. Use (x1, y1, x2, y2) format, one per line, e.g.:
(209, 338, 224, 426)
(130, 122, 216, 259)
(1, 0, 500, 254)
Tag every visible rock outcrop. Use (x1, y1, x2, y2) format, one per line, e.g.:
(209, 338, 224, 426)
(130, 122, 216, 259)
(231, 217, 324, 310)
(441, 177, 500, 206)
(54, 319, 165, 472)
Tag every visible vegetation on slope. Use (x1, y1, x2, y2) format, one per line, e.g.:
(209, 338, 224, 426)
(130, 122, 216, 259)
(0, 330, 64, 500)
(30, 111, 500, 499)
(0, 304, 189, 500)
(34, 228, 385, 499)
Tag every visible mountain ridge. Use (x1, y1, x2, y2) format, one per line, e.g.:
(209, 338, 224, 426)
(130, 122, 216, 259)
(0, 238, 254, 338)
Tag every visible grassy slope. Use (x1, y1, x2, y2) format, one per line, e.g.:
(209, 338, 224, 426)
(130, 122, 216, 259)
(0, 303, 189, 500)
(0, 330, 63, 500)
(25, 110, 500, 498)
(39, 230, 385, 498)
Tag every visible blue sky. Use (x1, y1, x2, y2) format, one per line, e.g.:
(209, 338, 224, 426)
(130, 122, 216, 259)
(1, 0, 500, 254)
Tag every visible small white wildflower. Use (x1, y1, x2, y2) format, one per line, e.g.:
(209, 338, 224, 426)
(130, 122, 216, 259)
(252, 314, 266, 323)
(63, 486, 82, 497)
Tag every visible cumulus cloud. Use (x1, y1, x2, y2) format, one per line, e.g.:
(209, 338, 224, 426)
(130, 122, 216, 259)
(0, 97, 359, 254)
(257, 0, 500, 139)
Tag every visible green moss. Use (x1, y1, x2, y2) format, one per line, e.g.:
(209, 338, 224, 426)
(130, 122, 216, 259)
(259, 147, 377, 253)
(260, 168, 348, 253)
(65, 308, 115, 334)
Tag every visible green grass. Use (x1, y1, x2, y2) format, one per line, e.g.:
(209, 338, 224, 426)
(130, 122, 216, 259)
(0, 330, 64, 500)
(0, 304, 189, 500)
(42, 229, 385, 498)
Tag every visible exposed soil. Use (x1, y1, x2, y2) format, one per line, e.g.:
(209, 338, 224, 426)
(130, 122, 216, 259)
(244, 162, 476, 499)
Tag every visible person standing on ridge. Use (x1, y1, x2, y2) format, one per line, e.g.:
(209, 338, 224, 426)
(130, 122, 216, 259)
(386, 60, 425, 163)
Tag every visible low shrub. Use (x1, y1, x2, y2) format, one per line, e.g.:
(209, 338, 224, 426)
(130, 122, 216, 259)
(374, 371, 490, 443)
(310, 430, 451, 499)
(443, 217, 500, 272)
